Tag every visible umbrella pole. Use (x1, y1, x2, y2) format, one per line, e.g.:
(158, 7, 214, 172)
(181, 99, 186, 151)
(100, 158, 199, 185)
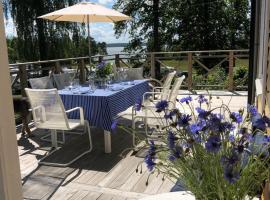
(87, 15, 92, 71)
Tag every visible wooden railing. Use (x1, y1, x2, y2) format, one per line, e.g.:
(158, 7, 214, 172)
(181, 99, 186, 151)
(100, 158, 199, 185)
(9, 49, 249, 97)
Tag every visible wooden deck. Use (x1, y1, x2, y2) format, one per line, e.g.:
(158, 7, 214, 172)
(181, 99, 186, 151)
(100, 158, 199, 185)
(18, 91, 247, 200)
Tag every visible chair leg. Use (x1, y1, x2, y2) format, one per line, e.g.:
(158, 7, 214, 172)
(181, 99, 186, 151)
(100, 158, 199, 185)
(39, 121, 93, 167)
(41, 131, 65, 144)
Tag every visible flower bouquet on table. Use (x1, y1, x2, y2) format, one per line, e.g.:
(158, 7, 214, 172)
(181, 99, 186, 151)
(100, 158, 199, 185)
(92, 61, 113, 88)
(95, 61, 113, 79)
(143, 95, 270, 200)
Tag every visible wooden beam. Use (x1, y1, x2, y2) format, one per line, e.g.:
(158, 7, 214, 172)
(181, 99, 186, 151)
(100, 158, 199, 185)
(18, 65, 28, 97)
(115, 54, 120, 68)
(187, 52, 193, 90)
(150, 53, 156, 79)
(0, 2, 23, 199)
(228, 51, 234, 91)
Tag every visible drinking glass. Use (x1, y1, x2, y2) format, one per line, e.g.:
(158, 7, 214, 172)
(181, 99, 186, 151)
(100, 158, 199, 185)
(89, 80, 96, 93)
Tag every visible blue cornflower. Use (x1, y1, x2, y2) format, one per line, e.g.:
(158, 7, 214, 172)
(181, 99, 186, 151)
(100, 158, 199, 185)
(196, 107, 209, 119)
(221, 152, 239, 166)
(263, 135, 270, 143)
(252, 114, 267, 131)
(168, 146, 183, 161)
(189, 120, 206, 134)
(197, 94, 208, 104)
(149, 140, 156, 155)
(111, 120, 118, 131)
(179, 96, 192, 104)
(97, 61, 106, 69)
(238, 127, 248, 135)
(145, 140, 156, 171)
(167, 131, 176, 149)
(145, 154, 156, 171)
(220, 122, 235, 132)
(135, 97, 142, 111)
(224, 167, 240, 184)
(155, 100, 169, 112)
(205, 135, 221, 153)
(178, 114, 192, 127)
(228, 134, 235, 142)
(230, 112, 243, 124)
(164, 109, 177, 120)
(247, 104, 258, 116)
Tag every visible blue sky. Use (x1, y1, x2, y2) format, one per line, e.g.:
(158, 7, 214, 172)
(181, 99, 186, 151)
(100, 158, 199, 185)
(4, 0, 130, 43)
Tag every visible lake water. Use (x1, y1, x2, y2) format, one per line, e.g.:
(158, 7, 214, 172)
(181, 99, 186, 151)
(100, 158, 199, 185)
(107, 47, 125, 55)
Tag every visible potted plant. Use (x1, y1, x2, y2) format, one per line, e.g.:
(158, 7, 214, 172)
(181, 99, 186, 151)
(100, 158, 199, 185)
(140, 95, 270, 199)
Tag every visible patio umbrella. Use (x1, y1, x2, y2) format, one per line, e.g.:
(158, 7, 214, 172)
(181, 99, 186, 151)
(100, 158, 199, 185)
(38, 2, 131, 65)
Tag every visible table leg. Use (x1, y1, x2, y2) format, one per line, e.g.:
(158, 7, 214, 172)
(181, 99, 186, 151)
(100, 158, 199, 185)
(51, 130, 58, 148)
(104, 130, 111, 153)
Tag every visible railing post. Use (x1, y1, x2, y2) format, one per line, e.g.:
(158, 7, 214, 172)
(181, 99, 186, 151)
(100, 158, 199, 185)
(150, 53, 156, 79)
(54, 61, 62, 74)
(228, 51, 234, 91)
(98, 55, 103, 63)
(79, 59, 86, 84)
(18, 65, 28, 97)
(187, 52, 193, 90)
(115, 54, 120, 68)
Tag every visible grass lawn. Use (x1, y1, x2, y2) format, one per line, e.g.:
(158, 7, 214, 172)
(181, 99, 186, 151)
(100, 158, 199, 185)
(162, 58, 249, 72)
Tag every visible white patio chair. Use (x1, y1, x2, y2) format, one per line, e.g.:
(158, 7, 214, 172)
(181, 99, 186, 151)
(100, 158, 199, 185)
(29, 76, 66, 144)
(132, 75, 185, 146)
(143, 70, 177, 105)
(29, 76, 54, 89)
(25, 88, 93, 167)
(53, 73, 71, 90)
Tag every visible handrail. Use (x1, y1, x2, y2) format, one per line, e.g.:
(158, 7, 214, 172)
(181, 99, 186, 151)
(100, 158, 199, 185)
(9, 49, 250, 97)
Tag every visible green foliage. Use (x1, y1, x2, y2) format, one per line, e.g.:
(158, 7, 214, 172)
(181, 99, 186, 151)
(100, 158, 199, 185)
(4, 0, 107, 63)
(113, 0, 250, 52)
(233, 63, 249, 87)
(143, 98, 270, 199)
(95, 62, 113, 78)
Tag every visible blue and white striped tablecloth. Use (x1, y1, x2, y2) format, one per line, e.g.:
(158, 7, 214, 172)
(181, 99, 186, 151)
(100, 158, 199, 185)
(59, 80, 149, 131)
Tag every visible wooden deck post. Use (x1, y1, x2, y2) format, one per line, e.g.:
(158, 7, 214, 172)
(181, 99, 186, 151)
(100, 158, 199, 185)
(98, 55, 103, 63)
(0, 2, 23, 199)
(150, 53, 156, 79)
(228, 51, 234, 91)
(187, 52, 193, 90)
(54, 61, 62, 74)
(115, 54, 120, 68)
(18, 65, 28, 97)
(79, 59, 86, 84)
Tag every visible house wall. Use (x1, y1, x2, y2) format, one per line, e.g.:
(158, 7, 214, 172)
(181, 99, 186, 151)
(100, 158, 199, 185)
(0, 2, 23, 200)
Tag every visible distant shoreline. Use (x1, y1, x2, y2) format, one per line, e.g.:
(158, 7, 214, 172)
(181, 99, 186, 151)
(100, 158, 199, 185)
(107, 43, 128, 48)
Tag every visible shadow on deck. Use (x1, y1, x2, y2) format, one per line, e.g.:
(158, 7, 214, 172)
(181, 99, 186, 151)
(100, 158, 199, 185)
(18, 92, 248, 200)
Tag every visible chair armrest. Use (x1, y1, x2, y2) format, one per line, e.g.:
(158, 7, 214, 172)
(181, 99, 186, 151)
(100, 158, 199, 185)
(66, 107, 84, 125)
(143, 91, 163, 104)
(148, 78, 162, 87)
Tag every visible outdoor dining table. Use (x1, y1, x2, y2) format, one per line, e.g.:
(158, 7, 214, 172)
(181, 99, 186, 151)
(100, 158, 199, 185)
(58, 79, 149, 153)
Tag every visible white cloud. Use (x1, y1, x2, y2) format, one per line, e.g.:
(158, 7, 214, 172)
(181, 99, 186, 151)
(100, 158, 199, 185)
(91, 23, 129, 43)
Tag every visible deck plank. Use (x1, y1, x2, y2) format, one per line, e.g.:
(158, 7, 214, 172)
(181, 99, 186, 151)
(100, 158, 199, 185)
(18, 93, 247, 200)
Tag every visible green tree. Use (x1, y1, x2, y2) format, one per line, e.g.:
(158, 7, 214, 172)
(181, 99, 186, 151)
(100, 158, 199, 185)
(113, 0, 250, 51)
(3, 0, 106, 62)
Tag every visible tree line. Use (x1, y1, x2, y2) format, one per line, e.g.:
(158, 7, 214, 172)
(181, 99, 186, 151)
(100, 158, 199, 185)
(3, 0, 107, 63)
(113, 0, 250, 52)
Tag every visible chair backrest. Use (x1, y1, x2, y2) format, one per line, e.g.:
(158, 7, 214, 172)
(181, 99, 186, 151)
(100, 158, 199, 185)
(168, 75, 185, 110)
(126, 67, 144, 80)
(160, 71, 176, 100)
(29, 76, 54, 89)
(25, 88, 70, 130)
(53, 73, 71, 90)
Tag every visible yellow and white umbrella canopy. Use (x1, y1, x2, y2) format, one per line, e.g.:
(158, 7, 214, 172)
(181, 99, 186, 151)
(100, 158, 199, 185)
(39, 2, 131, 63)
